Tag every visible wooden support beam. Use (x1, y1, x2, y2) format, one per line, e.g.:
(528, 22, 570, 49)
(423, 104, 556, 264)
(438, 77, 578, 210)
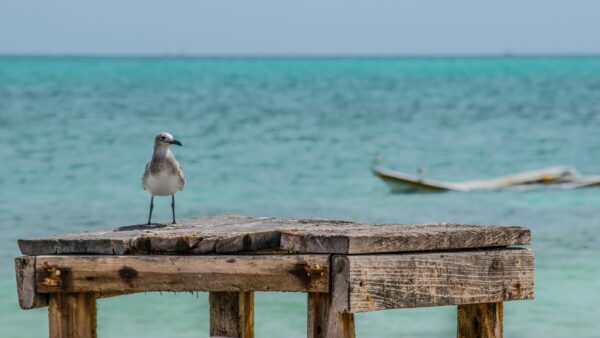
(34, 255, 329, 294)
(308, 293, 355, 338)
(15, 256, 48, 309)
(15, 255, 131, 310)
(49, 293, 97, 338)
(332, 248, 534, 313)
(457, 302, 503, 338)
(209, 291, 254, 338)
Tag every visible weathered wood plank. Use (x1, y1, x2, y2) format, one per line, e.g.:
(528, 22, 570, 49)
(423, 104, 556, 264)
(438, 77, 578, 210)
(210, 291, 254, 338)
(343, 225, 529, 254)
(281, 234, 349, 254)
(332, 248, 534, 313)
(14, 256, 131, 310)
(49, 293, 97, 338)
(18, 214, 531, 255)
(308, 293, 355, 338)
(15, 256, 48, 309)
(35, 255, 329, 293)
(458, 302, 503, 338)
(282, 223, 530, 254)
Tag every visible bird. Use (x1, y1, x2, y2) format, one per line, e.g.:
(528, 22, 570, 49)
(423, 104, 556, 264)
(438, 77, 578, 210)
(142, 132, 185, 225)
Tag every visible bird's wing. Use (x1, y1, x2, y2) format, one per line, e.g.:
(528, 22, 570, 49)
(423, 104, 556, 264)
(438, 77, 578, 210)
(141, 162, 150, 190)
(177, 162, 185, 190)
(165, 152, 185, 190)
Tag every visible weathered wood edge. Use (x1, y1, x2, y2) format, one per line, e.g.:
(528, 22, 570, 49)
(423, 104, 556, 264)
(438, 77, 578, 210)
(15, 256, 48, 309)
(215, 230, 282, 253)
(280, 233, 350, 254)
(18, 238, 130, 256)
(332, 248, 534, 313)
(16, 256, 135, 310)
(35, 255, 330, 294)
(17, 215, 532, 256)
(345, 226, 531, 254)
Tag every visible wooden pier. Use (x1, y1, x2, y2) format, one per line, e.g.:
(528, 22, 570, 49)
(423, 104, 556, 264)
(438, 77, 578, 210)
(15, 214, 534, 338)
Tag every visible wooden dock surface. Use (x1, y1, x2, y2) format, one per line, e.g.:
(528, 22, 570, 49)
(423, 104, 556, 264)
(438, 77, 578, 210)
(18, 214, 530, 256)
(15, 214, 534, 338)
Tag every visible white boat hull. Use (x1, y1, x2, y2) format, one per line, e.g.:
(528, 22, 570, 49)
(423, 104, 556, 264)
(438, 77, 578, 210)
(372, 165, 600, 193)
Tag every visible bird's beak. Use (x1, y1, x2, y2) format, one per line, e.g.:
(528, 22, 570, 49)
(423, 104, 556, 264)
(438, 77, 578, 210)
(169, 139, 182, 146)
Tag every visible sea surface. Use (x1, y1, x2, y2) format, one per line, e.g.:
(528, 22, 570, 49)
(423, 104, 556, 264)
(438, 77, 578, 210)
(1, 57, 600, 337)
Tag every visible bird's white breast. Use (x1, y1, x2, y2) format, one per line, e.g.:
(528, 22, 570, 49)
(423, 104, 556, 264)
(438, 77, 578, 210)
(144, 171, 183, 196)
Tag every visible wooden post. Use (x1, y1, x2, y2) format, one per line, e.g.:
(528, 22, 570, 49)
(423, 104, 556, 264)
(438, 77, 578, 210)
(457, 302, 503, 338)
(307, 293, 355, 338)
(209, 291, 254, 338)
(48, 293, 97, 338)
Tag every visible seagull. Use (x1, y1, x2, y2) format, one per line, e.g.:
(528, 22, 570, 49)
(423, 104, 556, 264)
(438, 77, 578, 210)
(142, 132, 185, 225)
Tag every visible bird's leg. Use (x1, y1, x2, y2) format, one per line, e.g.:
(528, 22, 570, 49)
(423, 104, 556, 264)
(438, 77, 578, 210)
(171, 194, 176, 224)
(147, 196, 154, 225)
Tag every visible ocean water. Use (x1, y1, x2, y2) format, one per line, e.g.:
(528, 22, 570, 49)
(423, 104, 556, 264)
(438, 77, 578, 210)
(1, 57, 600, 337)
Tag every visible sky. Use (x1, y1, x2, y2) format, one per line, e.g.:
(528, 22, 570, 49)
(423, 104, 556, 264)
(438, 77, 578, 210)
(1, 0, 599, 56)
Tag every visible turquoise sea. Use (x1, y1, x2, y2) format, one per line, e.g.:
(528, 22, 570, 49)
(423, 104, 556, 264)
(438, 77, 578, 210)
(1, 57, 600, 337)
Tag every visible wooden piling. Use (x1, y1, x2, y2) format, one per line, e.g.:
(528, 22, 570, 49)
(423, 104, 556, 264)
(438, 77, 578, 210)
(209, 291, 254, 338)
(457, 302, 503, 338)
(48, 293, 97, 338)
(308, 293, 355, 338)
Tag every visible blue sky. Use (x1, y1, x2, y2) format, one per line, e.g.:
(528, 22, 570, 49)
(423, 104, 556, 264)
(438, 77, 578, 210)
(1, 0, 599, 55)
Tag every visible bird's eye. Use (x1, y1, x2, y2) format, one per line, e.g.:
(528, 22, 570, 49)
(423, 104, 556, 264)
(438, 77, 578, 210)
(160, 136, 166, 140)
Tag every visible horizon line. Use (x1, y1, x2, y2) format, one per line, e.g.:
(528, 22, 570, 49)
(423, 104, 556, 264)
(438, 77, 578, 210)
(1, 52, 600, 59)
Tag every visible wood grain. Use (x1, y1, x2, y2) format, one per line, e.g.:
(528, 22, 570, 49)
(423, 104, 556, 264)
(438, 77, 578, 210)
(18, 214, 530, 255)
(15, 255, 130, 310)
(48, 293, 96, 338)
(34, 255, 329, 293)
(15, 256, 48, 309)
(458, 302, 503, 338)
(15, 255, 131, 310)
(308, 293, 355, 338)
(210, 291, 254, 338)
(332, 248, 534, 313)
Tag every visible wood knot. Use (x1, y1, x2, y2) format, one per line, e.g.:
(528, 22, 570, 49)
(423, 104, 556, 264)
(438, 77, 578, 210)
(118, 266, 138, 287)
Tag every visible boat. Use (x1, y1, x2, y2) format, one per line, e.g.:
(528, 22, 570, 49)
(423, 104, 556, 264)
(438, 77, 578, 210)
(372, 165, 600, 193)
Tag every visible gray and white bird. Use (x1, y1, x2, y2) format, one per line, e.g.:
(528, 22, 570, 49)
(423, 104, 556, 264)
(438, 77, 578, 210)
(142, 132, 185, 224)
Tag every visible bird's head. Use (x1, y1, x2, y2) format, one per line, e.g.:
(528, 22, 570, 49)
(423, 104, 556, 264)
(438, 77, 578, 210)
(154, 132, 182, 147)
